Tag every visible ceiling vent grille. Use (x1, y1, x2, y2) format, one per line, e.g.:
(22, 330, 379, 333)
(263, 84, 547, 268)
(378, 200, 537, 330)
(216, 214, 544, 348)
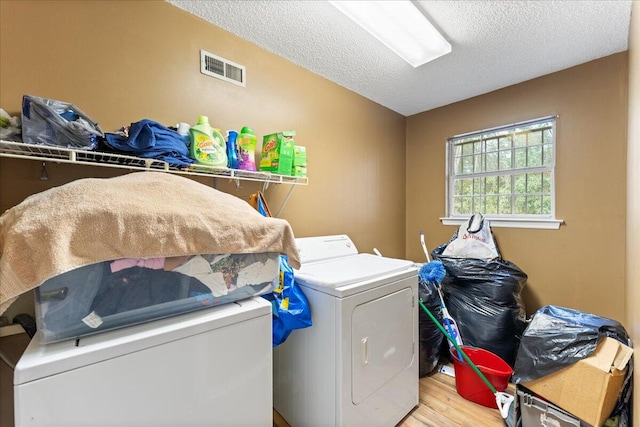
(200, 49, 246, 87)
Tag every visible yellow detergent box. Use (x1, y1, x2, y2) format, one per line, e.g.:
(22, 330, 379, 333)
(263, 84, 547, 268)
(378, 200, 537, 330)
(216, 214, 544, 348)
(259, 130, 295, 175)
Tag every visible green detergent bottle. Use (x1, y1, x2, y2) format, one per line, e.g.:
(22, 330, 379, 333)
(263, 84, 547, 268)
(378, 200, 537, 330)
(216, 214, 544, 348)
(237, 126, 257, 171)
(189, 116, 227, 167)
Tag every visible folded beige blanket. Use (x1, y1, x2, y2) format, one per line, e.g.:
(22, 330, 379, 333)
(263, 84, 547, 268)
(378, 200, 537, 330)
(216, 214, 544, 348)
(0, 172, 300, 314)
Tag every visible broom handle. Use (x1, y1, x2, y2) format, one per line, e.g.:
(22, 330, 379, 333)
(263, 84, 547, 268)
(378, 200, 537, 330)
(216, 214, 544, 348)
(418, 299, 498, 394)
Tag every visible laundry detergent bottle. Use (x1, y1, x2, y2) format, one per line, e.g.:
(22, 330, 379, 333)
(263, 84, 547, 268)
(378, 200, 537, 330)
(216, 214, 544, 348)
(226, 130, 238, 169)
(237, 126, 257, 171)
(189, 116, 227, 167)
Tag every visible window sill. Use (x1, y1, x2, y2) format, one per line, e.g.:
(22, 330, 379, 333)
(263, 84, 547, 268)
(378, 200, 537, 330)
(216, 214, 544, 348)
(440, 217, 563, 230)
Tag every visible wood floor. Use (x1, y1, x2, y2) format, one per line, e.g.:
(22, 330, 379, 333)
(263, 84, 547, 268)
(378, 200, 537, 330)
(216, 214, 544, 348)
(274, 369, 515, 427)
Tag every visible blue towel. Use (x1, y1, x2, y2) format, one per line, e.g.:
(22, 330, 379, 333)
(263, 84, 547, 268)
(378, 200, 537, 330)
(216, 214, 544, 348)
(105, 119, 194, 167)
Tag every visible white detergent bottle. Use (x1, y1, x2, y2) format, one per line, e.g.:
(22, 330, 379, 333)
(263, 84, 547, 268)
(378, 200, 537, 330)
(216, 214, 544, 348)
(176, 122, 191, 147)
(189, 116, 227, 167)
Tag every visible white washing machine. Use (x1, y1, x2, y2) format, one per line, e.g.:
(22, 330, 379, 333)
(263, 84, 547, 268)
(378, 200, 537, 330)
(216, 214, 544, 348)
(13, 297, 273, 426)
(273, 235, 419, 427)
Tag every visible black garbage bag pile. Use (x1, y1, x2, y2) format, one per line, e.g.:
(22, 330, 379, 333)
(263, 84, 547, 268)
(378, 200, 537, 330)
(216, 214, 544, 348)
(513, 305, 629, 381)
(431, 216, 528, 367)
(513, 305, 633, 426)
(418, 275, 445, 376)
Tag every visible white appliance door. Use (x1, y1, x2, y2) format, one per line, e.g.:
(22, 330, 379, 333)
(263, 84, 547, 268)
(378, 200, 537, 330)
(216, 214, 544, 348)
(351, 287, 414, 404)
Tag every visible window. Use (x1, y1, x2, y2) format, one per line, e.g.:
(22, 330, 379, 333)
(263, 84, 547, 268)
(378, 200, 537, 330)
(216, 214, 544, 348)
(444, 116, 562, 229)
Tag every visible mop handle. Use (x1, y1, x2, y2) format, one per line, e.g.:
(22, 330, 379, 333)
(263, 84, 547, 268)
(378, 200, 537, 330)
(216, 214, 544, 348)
(418, 299, 498, 395)
(435, 286, 463, 362)
(435, 287, 459, 340)
(420, 232, 431, 263)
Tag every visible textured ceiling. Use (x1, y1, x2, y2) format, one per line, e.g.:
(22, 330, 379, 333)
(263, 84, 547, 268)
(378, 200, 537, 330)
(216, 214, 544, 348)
(167, 0, 633, 117)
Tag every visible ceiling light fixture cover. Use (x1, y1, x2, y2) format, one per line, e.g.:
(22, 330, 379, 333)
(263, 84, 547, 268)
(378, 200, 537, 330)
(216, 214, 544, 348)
(329, 0, 451, 68)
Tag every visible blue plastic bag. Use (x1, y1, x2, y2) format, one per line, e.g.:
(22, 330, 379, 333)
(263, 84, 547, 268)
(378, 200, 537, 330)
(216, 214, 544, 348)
(262, 256, 312, 346)
(250, 192, 312, 346)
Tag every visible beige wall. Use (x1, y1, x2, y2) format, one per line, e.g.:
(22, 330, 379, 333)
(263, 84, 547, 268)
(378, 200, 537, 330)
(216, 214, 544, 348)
(0, 1, 407, 318)
(406, 53, 629, 322)
(0, 0, 636, 418)
(626, 1, 639, 422)
(0, 1, 632, 324)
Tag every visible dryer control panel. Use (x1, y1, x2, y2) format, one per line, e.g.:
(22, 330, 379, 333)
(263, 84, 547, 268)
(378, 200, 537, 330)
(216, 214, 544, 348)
(295, 234, 358, 264)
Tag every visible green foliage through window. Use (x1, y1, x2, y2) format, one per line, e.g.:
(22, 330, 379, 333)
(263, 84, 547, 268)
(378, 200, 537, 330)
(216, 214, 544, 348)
(447, 116, 556, 218)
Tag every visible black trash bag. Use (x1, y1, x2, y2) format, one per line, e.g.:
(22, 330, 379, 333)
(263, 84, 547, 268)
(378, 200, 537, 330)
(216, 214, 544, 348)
(513, 305, 633, 426)
(418, 275, 445, 376)
(432, 243, 528, 367)
(513, 305, 629, 382)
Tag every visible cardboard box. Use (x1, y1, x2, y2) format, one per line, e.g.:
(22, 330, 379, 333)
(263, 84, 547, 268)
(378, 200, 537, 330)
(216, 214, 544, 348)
(293, 145, 307, 166)
(259, 131, 295, 175)
(523, 337, 633, 427)
(293, 165, 307, 177)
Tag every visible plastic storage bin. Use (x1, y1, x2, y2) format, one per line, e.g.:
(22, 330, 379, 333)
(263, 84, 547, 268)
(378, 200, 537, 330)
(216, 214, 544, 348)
(34, 253, 279, 343)
(517, 386, 583, 427)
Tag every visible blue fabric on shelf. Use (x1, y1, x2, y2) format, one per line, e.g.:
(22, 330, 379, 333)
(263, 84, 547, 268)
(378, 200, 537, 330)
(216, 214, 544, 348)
(104, 119, 194, 167)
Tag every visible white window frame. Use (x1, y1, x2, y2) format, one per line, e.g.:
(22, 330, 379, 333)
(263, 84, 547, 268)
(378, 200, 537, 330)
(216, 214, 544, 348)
(441, 115, 563, 230)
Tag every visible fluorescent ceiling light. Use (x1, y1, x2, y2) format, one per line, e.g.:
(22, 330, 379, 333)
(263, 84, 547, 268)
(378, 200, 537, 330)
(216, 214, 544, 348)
(329, 0, 451, 68)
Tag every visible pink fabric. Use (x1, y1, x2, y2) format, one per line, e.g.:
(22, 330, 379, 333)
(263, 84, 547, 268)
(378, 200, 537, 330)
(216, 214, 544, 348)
(110, 257, 165, 273)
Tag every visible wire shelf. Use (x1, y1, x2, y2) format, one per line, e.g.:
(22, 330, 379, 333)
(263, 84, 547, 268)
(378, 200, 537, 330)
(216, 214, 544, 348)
(0, 140, 308, 185)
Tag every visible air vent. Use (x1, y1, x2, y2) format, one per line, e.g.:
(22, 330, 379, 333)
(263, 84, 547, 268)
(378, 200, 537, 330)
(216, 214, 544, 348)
(200, 49, 246, 87)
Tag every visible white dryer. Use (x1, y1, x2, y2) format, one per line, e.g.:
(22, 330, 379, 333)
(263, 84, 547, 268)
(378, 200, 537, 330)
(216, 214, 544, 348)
(273, 235, 419, 427)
